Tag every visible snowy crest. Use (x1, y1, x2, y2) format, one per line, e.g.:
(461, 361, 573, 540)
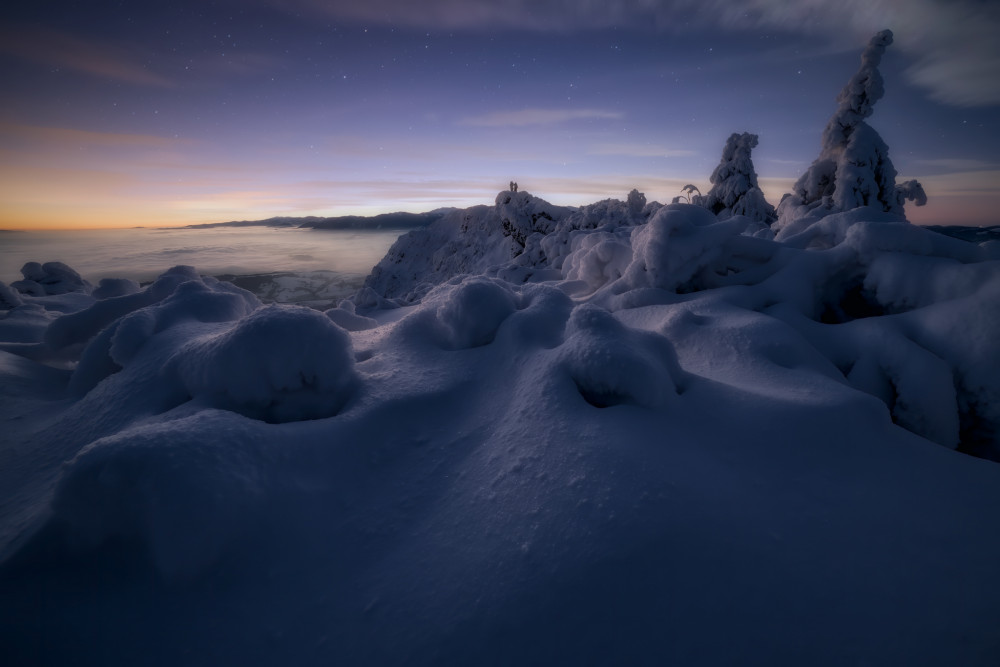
(776, 30, 926, 239)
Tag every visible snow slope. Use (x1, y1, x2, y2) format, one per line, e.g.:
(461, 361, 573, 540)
(2, 30, 1000, 667)
(1, 191, 998, 665)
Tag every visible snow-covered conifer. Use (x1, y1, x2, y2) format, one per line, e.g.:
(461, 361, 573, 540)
(703, 132, 776, 224)
(627, 188, 646, 218)
(778, 30, 926, 229)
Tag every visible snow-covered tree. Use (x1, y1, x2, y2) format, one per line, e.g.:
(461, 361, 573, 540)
(627, 188, 646, 218)
(779, 30, 926, 225)
(703, 132, 776, 224)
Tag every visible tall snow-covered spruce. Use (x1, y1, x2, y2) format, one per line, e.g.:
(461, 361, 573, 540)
(775, 30, 926, 238)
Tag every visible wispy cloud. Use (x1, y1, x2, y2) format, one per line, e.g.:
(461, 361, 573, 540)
(0, 26, 173, 87)
(274, 0, 1000, 108)
(903, 170, 1000, 197)
(460, 108, 624, 127)
(914, 158, 999, 172)
(588, 143, 696, 158)
(0, 122, 194, 150)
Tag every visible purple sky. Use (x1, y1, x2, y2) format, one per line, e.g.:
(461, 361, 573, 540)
(2, 0, 998, 228)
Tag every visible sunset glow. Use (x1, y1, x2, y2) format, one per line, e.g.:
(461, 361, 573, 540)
(1, 1, 998, 229)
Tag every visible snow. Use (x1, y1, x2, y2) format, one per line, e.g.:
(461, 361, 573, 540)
(2, 31, 1000, 667)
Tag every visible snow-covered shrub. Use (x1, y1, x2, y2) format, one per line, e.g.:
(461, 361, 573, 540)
(672, 184, 704, 205)
(620, 204, 746, 292)
(561, 230, 635, 292)
(895, 180, 927, 208)
(169, 304, 358, 423)
(496, 190, 570, 248)
(703, 132, 776, 224)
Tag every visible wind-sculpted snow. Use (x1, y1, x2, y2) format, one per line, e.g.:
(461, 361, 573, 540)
(2, 33, 1000, 665)
(2, 195, 1000, 664)
(356, 191, 1000, 457)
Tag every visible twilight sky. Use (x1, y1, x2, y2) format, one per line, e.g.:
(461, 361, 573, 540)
(2, 0, 998, 229)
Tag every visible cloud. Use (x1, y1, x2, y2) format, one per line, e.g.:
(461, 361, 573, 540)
(0, 26, 173, 87)
(272, 0, 1000, 107)
(914, 158, 1000, 172)
(588, 143, 697, 158)
(0, 122, 193, 150)
(460, 108, 624, 127)
(903, 169, 1000, 197)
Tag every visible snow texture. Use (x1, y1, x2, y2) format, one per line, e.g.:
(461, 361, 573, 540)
(2, 31, 1000, 667)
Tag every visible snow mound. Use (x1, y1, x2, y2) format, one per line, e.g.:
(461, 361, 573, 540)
(50, 411, 270, 579)
(169, 304, 358, 423)
(560, 303, 682, 408)
(67, 268, 260, 394)
(428, 276, 519, 349)
(91, 277, 141, 300)
(0, 281, 23, 310)
(11, 261, 91, 296)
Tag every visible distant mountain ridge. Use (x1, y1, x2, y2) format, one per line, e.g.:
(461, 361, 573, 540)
(925, 224, 1000, 243)
(181, 209, 454, 230)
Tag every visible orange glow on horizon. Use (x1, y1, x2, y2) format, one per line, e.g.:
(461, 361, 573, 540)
(2, 120, 998, 230)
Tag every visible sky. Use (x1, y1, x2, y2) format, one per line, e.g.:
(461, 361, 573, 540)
(1, 0, 999, 229)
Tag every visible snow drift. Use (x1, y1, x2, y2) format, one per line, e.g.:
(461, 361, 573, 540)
(1, 30, 999, 666)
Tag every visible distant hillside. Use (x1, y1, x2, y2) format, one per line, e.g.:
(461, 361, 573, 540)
(183, 209, 453, 230)
(926, 224, 1000, 243)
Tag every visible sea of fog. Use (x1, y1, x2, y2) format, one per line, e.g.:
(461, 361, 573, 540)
(0, 227, 406, 284)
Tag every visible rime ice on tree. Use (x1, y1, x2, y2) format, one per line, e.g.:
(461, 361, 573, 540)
(777, 30, 926, 228)
(703, 132, 776, 225)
